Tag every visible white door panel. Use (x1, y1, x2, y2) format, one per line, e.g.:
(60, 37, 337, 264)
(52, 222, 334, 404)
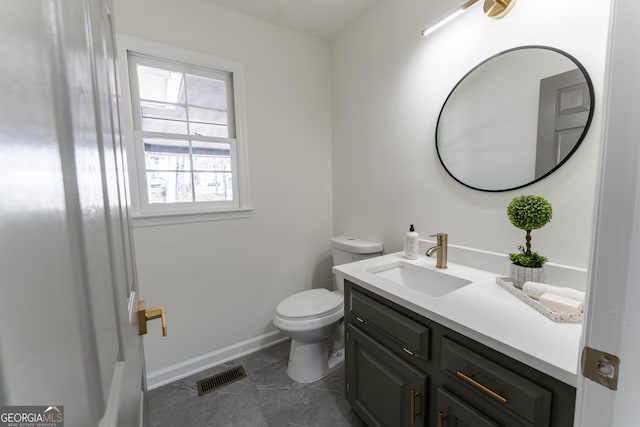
(575, 0, 640, 425)
(0, 1, 146, 426)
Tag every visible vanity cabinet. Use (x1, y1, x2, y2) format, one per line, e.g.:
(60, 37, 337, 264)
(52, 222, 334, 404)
(436, 388, 501, 427)
(346, 325, 427, 427)
(344, 281, 576, 427)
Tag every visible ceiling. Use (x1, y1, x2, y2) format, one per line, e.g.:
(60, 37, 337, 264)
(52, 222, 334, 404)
(203, 0, 380, 40)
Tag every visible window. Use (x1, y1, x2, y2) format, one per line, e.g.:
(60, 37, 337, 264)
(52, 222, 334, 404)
(118, 36, 251, 225)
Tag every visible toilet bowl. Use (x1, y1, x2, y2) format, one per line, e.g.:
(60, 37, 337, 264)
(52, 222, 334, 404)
(273, 236, 383, 383)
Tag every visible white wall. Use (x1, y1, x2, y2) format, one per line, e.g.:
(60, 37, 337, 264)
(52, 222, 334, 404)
(332, 0, 610, 270)
(113, 0, 333, 373)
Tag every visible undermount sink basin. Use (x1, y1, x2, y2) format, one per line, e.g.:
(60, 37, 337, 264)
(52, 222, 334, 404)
(369, 261, 472, 297)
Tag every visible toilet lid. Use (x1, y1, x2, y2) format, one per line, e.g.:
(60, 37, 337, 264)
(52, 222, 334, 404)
(276, 289, 343, 320)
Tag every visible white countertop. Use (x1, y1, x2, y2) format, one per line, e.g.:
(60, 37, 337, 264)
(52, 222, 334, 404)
(333, 252, 582, 387)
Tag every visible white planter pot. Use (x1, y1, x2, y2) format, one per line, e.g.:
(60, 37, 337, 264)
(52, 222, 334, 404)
(510, 264, 545, 289)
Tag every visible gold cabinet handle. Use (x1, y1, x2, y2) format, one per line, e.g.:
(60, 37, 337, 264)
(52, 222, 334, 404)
(456, 371, 507, 404)
(438, 411, 448, 427)
(138, 300, 167, 336)
(410, 388, 421, 425)
(403, 347, 416, 357)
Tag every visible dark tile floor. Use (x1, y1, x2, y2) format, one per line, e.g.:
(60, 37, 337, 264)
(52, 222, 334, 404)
(147, 340, 366, 427)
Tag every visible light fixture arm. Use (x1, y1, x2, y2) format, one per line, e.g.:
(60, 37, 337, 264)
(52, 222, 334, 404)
(421, 0, 517, 37)
(421, 0, 481, 37)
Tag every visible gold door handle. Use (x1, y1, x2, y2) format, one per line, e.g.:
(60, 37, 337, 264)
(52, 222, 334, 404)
(410, 388, 421, 425)
(438, 411, 447, 427)
(456, 371, 507, 404)
(138, 300, 167, 336)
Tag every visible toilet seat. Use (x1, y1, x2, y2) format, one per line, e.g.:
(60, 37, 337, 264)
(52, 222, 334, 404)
(276, 289, 342, 320)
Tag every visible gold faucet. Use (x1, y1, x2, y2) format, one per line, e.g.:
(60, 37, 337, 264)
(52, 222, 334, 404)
(426, 233, 448, 269)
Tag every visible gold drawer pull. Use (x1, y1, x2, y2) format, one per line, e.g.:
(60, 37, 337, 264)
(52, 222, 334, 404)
(410, 388, 421, 425)
(403, 347, 416, 357)
(438, 411, 447, 427)
(456, 371, 507, 404)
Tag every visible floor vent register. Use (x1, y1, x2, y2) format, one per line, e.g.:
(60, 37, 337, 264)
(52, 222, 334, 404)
(196, 365, 247, 396)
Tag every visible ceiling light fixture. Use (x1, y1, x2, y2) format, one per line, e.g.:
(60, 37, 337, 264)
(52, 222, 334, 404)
(421, 0, 517, 37)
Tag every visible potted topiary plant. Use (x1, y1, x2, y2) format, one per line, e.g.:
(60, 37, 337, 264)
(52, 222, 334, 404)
(506, 195, 553, 288)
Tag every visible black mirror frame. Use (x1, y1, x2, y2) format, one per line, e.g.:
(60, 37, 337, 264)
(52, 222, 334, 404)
(435, 45, 595, 192)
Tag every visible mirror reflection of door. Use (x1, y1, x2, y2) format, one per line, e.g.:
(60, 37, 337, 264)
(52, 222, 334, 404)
(535, 69, 591, 178)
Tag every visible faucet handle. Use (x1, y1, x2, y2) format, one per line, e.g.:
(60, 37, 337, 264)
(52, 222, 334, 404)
(426, 233, 448, 269)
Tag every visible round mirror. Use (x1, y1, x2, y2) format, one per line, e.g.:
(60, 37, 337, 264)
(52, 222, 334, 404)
(436, 46, 594, 192)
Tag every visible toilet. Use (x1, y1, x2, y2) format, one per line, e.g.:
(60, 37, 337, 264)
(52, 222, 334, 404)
(273, 235, 383, 383)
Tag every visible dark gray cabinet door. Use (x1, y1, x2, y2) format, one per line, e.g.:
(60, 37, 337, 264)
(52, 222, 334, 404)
(346, 324, 427, 427)
(436, 388, 501, 427)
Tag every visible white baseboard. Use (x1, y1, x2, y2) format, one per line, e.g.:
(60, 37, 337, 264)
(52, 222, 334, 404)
(146, 330, 288, 391)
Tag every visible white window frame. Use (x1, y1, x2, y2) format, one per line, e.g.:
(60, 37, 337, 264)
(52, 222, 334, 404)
(117, 35, 252, 227)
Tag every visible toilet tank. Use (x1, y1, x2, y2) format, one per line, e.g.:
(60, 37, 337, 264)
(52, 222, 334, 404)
(331, 236, 383, 293)
(331, 236, 383, 266)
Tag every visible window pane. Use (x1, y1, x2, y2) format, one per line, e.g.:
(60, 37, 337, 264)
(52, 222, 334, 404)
(188, 106, 227, 125)
(185, 74, 227, 109)
(141, 101, 188, 134)
(147, 171, 193, 203)
(194, 172, 233, 202)
(142, 117, 188, 134)
(137, 65, 185, 104)
(192, 141, 231, 171)
(141, 101, 187, 121)
(144, 138, 190, 171)
(189, 122, 228, 138)
(147, 174, 169, 204)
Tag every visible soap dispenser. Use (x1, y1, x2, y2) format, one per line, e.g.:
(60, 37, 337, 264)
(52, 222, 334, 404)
(404, 224, 419, 260)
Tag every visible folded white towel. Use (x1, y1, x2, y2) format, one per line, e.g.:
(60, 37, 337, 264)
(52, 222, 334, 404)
(539, 293, 584, 314)
(522, 281, 585, 302)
